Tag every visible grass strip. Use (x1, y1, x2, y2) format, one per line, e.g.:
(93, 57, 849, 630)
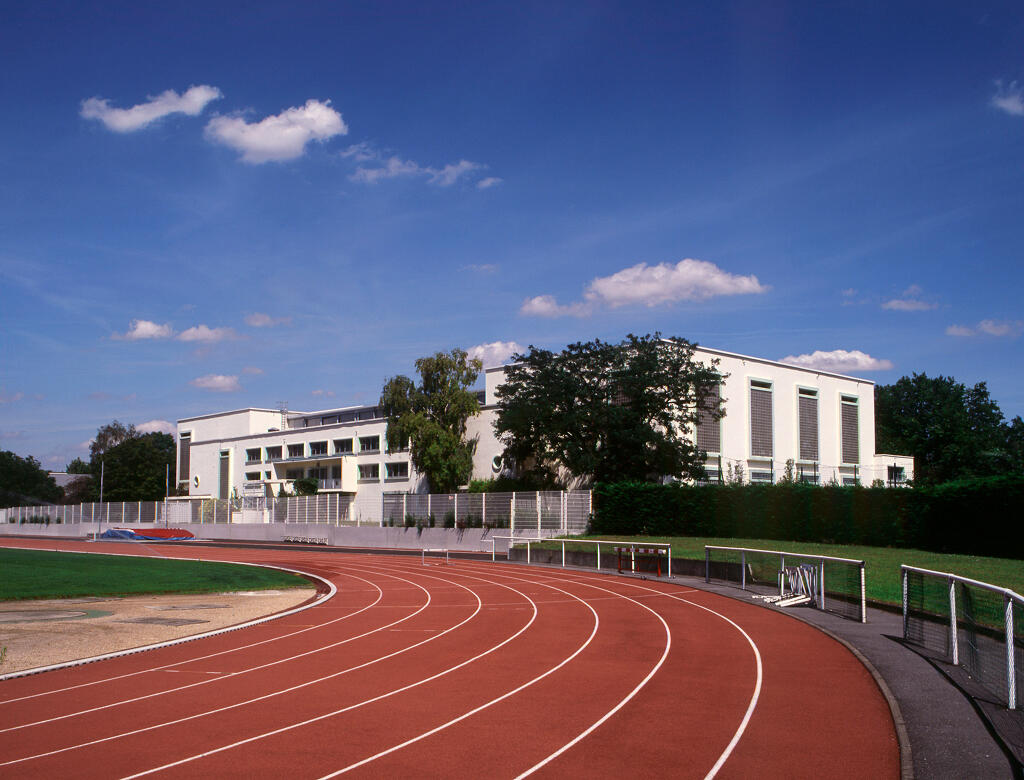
(532, 535, 1024, 606)
(0, 548, 309, 601)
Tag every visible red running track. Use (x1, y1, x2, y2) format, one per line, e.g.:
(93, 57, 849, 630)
(0, 539, 899, 778)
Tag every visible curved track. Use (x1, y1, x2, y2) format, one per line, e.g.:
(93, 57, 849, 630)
(0, 540, 899, 778)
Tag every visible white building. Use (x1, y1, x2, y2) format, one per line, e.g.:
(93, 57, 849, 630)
(176, 346, 912, 503)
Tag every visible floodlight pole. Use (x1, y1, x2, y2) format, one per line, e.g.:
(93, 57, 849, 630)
(98, 459, 104, 539)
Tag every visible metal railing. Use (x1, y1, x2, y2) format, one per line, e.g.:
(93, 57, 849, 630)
(902, 565, 1022, 710)
(493, 536, 672, 577)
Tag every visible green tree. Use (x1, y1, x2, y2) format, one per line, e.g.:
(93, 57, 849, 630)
(84, 433, 176, 501)
(0, 450, 62, 507)
(875, 374, 1016, 485)
(494, 333, 724, 486)
(380, 349, 483, 493)
(66, 457, 90, 474)
(89, 420, 136, 461)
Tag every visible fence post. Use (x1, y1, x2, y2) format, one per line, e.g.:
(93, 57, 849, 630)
(510, 493, 516, 534)
(902, 568, 909, 639)
(741, 551, 747, 590)
(454, 493, 458, 526)
(536, 491, 541, 533)
(481, 492, 486, 527)
(949, 578, 959, 666)
(1006, 595, 1017, 710)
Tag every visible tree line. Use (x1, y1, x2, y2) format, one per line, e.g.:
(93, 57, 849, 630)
(3, 333, 1022, 506)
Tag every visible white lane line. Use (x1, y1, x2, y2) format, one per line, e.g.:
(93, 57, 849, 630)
(120, 570, 551, 779)
(0, 563, 364, 701)
(494, 566, 763, 780)
(0, 565, 485, 765)
(0, 569, 430, 738)
(0, 558, 339, 687)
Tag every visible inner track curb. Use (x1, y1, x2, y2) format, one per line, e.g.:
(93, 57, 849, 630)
(0, 549, 336, 682)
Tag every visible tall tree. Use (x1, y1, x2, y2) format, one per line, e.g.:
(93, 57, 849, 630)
(89, 420, 136, 461)
(0, 450, 62, 507)
(84, 432, 176, 502)
(875, 374, 1014, 485)
(380, 349, 483, 493)
(494, 334, 723, 486)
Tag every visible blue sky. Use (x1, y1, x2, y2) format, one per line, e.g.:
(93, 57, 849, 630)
(2, 1, 1023, 470)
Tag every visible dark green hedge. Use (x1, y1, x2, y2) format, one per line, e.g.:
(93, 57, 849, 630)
(592, 476, 1024, 560)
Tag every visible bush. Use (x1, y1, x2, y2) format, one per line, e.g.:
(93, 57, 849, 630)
(592, 476, 1024, 560)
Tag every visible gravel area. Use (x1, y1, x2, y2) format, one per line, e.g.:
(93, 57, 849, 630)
(0, 588, 316, 674)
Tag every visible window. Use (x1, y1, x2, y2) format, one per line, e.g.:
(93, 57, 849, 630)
(309, 441, 327, 456)
(386, 462, 409, 480)
(358, 463, 380, 481)
(246, 448, 261, 463)
(219, 451, 230, 499)
(264, 471, 272, 480)
(798, 388, 819, 462)
(288, 443, 304, 458)
(695, 382, 721, 454)
(359, 435, 380, 453)
(178, 432, 191, 484)
(308, 466, 328, 480)
(334, 438, 353, 454)
(245, 471, 260, 481)
(842, 477, 859, 486)
(286, 468, 303, 479)
(330, 465, 341, 479)
(265, 446, 282, 461)
(321, 416, 338, 425)
(841, 395, 859, 464)
(749, 380, 773, 458)
(749, 469, 773, 483)
(888, 465, 906, 486)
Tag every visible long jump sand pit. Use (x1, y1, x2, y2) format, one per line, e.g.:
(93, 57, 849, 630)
(0, 588, 316, 674)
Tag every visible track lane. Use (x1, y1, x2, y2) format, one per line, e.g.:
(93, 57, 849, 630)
(0, 540, 899, 778)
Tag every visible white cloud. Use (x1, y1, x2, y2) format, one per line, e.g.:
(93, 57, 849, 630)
(467, 341, 524, 366)
(311, 389, 336, 397)
(779, 350, 894, 373)
(428, 160, 482, 186)
(464, 263, 499, 273)
(190, 374, 241, 392)
(205, 99, 347, 163)
(80, 85, 222, 132)
(340, 142, 377, 162)
(992, 80, 1024, 116)
(244, 312, 291, 328)
(519, 295, 592, 318)
(585, 259, 768, 308)
(477, 177, 503, 189)
(176, 324, 237, 342)
(136, 419, 176, 436)
(0, 390, 25, 404)
(521, 258, 767, 318)
(0, 429, 26, 440)
(117, 319, 174, 340)
(350, 152, 483, 187)
(881, 286, 937, 311)
(947, 319, 1024, 338)
(242, 366, 264, 375)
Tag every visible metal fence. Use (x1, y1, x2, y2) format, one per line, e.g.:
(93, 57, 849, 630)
(0, 490, 593, 532)
(902, 565, 1023, 710)
(381, 490, 592, 535)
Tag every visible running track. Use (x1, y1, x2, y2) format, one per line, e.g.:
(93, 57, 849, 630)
(0, 539, 899, 778)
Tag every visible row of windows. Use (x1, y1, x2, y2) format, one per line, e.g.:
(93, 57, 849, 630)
(694, 381, 861, 464)
(245, 461, 410, 483)
(246, 436, 391, 463)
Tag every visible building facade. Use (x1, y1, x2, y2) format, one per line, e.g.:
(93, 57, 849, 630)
(176, 346, 913, 504)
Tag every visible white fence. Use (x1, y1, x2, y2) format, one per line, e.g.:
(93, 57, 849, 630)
(0, 490, 593, 533)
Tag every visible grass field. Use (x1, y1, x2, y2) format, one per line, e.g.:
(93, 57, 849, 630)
(548, 535, 1024, 606)
(0, 548, 310, 601)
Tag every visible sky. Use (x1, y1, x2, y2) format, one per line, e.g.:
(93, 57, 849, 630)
(2, 0, 1023, 470)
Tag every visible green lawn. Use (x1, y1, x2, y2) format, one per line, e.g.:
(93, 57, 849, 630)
(549, 535, 1024, 606)
(0, 548, 310, 601)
